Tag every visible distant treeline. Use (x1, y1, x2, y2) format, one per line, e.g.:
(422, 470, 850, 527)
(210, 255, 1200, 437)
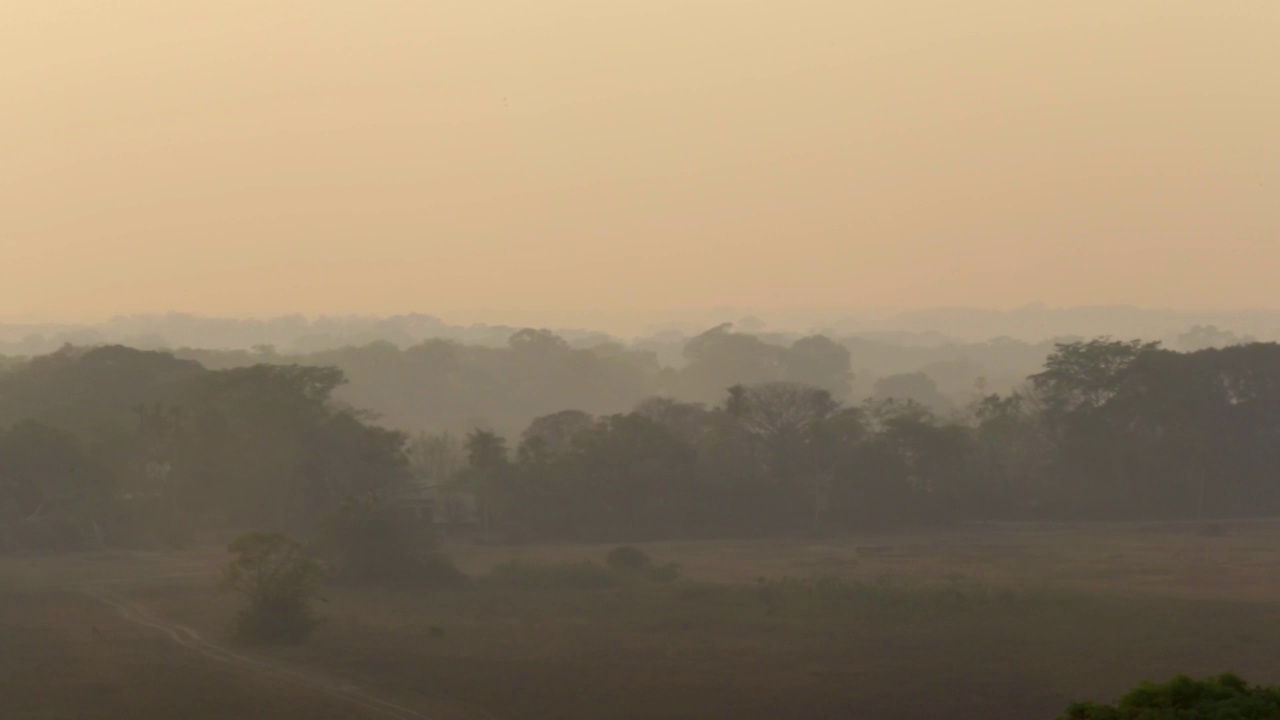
(1, 308, 1272, 356)
(173, 324, 1049, 436)
(422, 339, 1280, 541)
(0, 313, 613, 355)
(2, 337, 1279, 549)
(169, 323, 1255, 438)
(3, 316, 1262, 440)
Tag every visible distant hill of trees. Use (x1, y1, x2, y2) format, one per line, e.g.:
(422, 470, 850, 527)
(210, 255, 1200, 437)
(165, 324, 1045, 436)
(3, 313, 1268, 440)
(0, 313, 616, 357)
(159, 324, 1056, 437)
(3, 307, 1273, 355)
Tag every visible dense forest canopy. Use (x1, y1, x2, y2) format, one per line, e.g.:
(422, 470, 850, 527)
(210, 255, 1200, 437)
(3, 330, 1280, 549)
(0, 346, 411, 549)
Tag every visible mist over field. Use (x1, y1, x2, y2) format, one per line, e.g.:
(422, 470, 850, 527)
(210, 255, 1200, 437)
(5, 1, 1280, 719)
(7, 312, 1280, 720)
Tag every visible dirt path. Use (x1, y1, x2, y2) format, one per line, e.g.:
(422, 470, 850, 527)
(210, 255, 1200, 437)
(80, 582, 436, 720)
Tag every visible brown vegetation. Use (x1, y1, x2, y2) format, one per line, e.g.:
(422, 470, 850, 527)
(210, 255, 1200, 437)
(6, 521, 1280, 719)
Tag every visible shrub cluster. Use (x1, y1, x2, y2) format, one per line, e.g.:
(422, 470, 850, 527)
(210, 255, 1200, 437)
(222, 532, 324, 643)
(1061, 674, 1280, 720)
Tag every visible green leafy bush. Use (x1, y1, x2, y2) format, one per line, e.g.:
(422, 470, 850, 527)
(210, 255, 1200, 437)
(222, 532, 324, 643)
(1060, 673, 1280, 719)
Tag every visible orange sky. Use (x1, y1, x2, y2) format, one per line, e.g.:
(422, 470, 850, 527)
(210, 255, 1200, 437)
(3, 1, 1277, 328)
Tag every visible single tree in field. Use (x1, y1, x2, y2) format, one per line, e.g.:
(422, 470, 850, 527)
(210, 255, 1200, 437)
(222, 532, 323, 643)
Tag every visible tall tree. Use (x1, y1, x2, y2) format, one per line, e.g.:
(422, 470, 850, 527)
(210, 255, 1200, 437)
(465, 428, 509, 540)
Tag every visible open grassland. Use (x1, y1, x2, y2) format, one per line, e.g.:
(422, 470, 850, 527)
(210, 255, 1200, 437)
(448, 519, 1280, 601)
(0, 586, 376, 719)
(5, 521, 1280, 719)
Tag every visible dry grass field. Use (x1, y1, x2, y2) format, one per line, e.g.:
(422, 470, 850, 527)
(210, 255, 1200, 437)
(0, 586, 372, 719)
(5, 520, 1280, 719)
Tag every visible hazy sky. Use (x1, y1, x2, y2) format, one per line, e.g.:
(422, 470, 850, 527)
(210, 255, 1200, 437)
(3, 1, 1277, 328)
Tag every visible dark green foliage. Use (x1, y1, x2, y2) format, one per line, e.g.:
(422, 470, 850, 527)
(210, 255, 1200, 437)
(177, 363, 386, 530)
(465, 429, 509, 472)
(1060, 673, 1280, 720)
(607, 545, 653, 573)
(0, 346, 202, 434)
(11, 333, 1280, 549)
(315, 500, 463, 586)
(0, 347, 414, 546)
(502, 381, 984, 541)
(1032, 338, 1160, 418)
(0, 420, 115, 551)
(0, 420, 114, 519)
(508, 412, 700, 541)
(1036, 341, 1280, 517)
(222, 532, 324, 643)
